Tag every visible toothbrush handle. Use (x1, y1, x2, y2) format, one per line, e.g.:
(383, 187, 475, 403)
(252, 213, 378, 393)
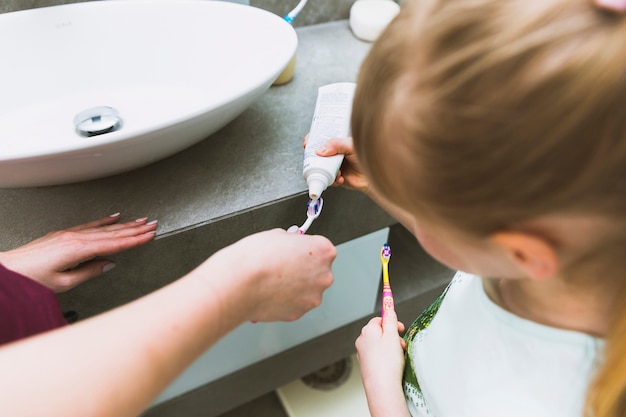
(381, 282, 394, 318)
(298, 215, 315, 234)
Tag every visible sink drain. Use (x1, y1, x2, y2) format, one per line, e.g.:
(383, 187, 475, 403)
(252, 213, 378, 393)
(301, 357, 352, 391)
(74, 106, 122, 137)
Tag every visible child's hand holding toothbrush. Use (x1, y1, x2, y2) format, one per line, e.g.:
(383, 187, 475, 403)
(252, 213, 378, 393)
(356, 310, 411, 417)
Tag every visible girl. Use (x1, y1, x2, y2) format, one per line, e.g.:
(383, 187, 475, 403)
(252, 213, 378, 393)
(318, 0, 626, 415)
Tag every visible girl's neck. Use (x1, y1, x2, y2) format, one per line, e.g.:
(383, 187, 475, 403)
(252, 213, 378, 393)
(483, 276, 619, 338)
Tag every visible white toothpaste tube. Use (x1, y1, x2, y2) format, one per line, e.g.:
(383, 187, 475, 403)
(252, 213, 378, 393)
(303, 82, 357, 199)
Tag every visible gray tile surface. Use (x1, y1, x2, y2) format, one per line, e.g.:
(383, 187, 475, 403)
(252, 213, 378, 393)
(0, 0, 82, 13)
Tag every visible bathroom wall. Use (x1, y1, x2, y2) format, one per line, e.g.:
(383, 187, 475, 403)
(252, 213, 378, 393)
(0, 0, 355, 27)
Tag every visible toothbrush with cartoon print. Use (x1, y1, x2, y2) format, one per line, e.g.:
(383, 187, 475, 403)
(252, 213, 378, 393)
(380, 243, 394, 317)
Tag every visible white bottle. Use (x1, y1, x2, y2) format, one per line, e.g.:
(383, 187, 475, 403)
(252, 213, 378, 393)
(303, 82, 357, 199)
(349, 0, 400, 42)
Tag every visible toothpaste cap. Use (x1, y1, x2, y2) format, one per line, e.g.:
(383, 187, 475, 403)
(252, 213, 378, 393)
(307, 173, 327, 199)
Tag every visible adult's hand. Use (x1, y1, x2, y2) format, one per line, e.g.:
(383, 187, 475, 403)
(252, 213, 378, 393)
(594, 0, 626, 12)
(197, 228, 336, 323)
(0, 213, 157, 292)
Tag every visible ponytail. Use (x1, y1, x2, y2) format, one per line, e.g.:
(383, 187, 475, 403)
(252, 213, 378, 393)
(585, 280, 626, 417)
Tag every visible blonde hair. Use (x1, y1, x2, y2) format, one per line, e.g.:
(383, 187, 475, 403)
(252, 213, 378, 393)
(352, 0, 626, 415)
(586, 280, 626, 417)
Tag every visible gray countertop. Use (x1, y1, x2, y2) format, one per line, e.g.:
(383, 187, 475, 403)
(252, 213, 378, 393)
(0, 20, 372, 249)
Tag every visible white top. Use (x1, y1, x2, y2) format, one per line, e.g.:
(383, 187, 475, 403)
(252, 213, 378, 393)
(403, 271, 604, 417)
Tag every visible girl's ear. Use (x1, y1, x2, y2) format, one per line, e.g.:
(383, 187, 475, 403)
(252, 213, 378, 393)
(490, 232, 559, 280)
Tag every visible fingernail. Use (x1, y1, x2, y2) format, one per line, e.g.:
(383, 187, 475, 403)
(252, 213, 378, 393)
(316, 145, 327, 154)
(102, 263, 116, 273)
(109, 212, 121, 217)
(146, 220, 158, 226)
(135, 217, 148, 223)
(287, 225, 299, 233)
(596, 0, 626, 11)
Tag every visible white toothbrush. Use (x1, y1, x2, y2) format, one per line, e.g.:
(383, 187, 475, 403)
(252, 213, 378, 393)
(284, 0, 309, 24)
(298, 197, 323, 234)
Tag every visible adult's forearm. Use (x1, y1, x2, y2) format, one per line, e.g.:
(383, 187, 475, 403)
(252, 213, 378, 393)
(0, 265, 244, 417)
(0, 228, 335, 417)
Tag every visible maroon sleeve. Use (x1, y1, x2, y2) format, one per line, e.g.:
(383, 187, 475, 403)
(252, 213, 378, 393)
(0, 263, 67, 345)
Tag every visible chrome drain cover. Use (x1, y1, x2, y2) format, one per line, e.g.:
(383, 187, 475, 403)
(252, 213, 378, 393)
(74, 106, 122, 137)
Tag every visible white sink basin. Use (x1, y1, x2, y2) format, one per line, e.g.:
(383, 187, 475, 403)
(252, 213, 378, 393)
(0, 0, 297, 187)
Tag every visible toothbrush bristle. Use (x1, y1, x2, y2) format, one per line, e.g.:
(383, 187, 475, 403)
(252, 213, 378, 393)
(381, 243, 392, 260)
(307, 197, 322, 216)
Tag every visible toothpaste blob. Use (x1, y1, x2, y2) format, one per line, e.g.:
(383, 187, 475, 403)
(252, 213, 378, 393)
(303, 82, 357, 199)
(297, 197, 323, 234)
